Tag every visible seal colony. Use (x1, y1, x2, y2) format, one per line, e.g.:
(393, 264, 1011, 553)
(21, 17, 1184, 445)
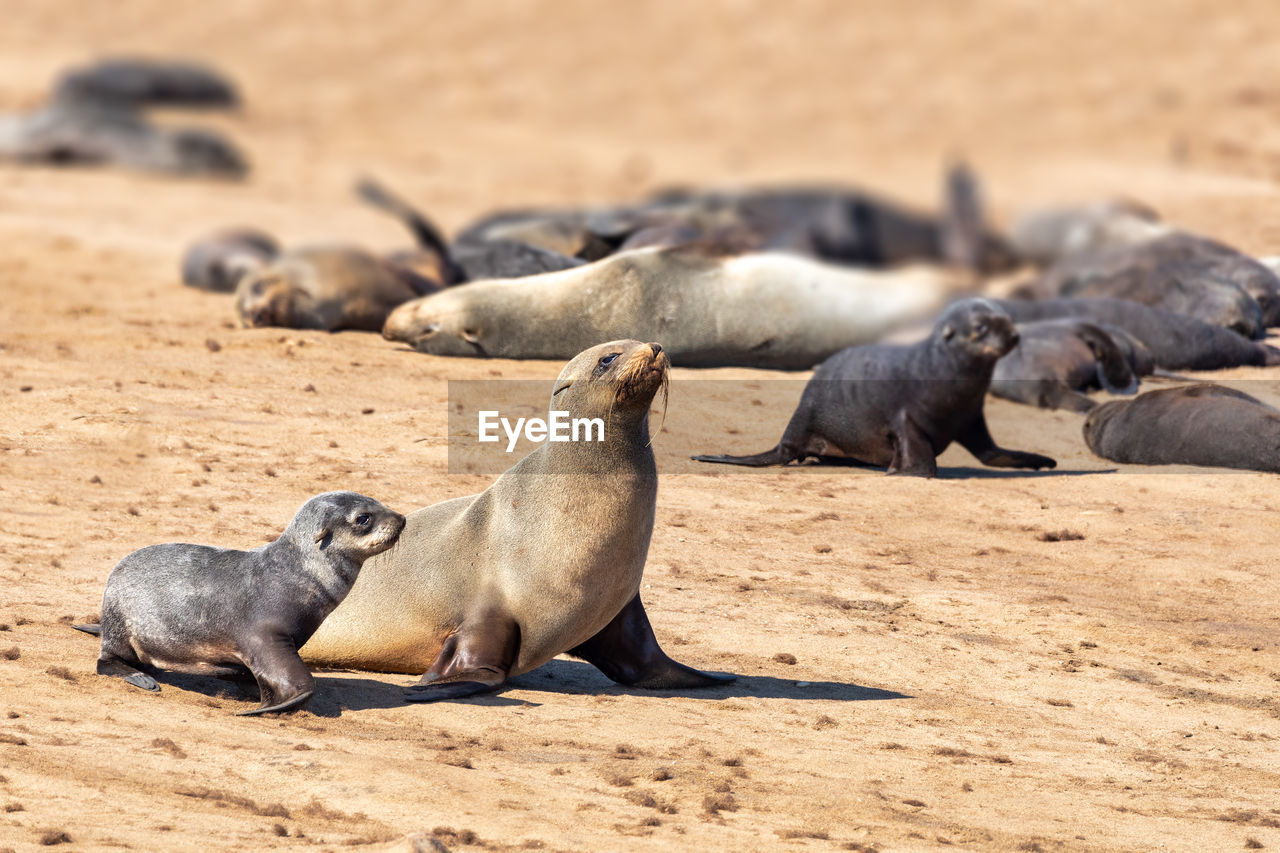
(302, 341, 734, 700)
(75, 492, 404, 714)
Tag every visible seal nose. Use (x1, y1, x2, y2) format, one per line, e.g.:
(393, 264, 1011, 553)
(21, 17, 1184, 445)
(647, 342, 663, 355)
(1008, 330, 1021, 348)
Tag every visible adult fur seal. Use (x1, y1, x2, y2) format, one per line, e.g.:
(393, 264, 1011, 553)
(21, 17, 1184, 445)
(54, 57, 240, 109)
(302, 341, 733, 701)
(989, 319, 1139, 413)
(1022, 249, 1265, 338)
(382, 246, 962, 370)
(1012, 202, 1280, 330)
(181, 227, 279, 292)
(453, 162, 1017, 274)
(74, 492, 404, 715)
(692, 299, 1056, 477)
(993, 297, 1280, 372)
(235, 246, 443, 331)
(1083, 384, 1280, 472)
(0, 89, 247, 178)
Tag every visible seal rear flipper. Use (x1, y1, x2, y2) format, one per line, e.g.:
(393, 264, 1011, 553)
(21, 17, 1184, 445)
(691, 445, 795, 467)
(403, 610, 520, 703)
(1041, 384, 1098, 414)
(355, 177, 466, 284)
(72, 623, 102, 636)
(96, 654, 159, 693)
(1258, 343, 1280, 366)
(887, 412, 938, 477)
(238, 634, 316, 716)
(1075, 322, 1138, 394)
(568, 594, 735, 690)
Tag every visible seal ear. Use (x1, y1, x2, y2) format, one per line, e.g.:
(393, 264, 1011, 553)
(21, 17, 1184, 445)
(314, 527, 331, 548)
(461, 329, 481, 345)
(940, 324, 955, 341)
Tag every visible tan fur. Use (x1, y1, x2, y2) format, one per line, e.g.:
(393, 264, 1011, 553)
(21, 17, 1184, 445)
(234, 246, 425, 331)
(301, 340, 667, 676)
(382, 247, 964, 369)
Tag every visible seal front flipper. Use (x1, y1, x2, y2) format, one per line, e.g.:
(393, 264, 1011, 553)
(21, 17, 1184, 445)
(404, 610, 520, 703)
(887, 412, 937, 478)
(568, 595, 735, 690)
(956, 415, 1056, 470)
(237, 633, 316, 716)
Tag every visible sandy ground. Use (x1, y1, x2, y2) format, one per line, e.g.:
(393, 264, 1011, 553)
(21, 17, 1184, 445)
(3, 2, 1280, 851)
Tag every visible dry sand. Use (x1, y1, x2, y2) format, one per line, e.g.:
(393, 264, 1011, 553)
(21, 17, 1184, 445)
(2, 2, 1279, 851)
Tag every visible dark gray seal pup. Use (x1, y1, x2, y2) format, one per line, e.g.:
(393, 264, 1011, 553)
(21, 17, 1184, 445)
(1084, 384, 1280, 472)
(990, 319, 1139, 413)
(74, 492, 404, 715)
(181, 227, 280, 292)
(0, 90, 247, 178)
(54, 57, 240, 109)
(692, 299, 1057, 477)
(993, 298, 1280, 371)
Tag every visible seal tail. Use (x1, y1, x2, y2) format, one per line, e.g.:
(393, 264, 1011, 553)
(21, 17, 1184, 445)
(72, 623, 102, 637)
(355, 176, 466, 284)
(1075, 322, 1139, 395)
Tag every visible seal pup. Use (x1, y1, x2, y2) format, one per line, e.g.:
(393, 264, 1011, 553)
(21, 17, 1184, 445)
(1084, 384, 1280, 472)
(235, 246, 443, 331)
(993, 297, 1280, 372)
(181, 227, 280, 292)
(75, 492, 404, 715)
(382, 246, 963, 369)
(692, 299, 1057, 477)
(989, 320, 1139, 413)
(302, 341, 733, 701)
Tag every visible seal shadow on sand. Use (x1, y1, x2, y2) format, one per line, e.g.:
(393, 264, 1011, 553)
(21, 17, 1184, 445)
(301, 658, 909, 716)
(130, 660, 907, 717)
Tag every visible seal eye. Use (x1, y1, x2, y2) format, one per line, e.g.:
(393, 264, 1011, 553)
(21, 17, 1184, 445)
(974, 323, 988, 337)
(355, 513, 371, 526)
(599, 353, 619, 367)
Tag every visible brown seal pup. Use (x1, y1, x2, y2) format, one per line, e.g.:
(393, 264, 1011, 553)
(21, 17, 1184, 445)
(381, 246, 961, 369)
(989, 319, 1139, 413)
(302, 341, 733, 701)
(181, 227, 279, 292)
(993, 297, 1280, 372)
(1083, 384, 1280, 472)
(73, 492, 404, 715)
(692, 299, 1056, 477)
(235, 246, 443, 331)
